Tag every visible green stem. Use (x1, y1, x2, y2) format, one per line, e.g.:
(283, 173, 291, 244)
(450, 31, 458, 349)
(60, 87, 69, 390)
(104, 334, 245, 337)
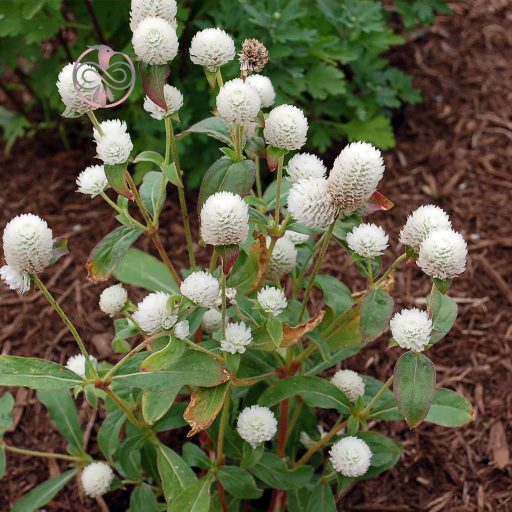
(255, 156, 262, 199)
(103, 387, 146, 430)
(100, 192, 146, 230)
(182, 338, 224, 363)
(373, 253, 407, 288)
(86, 110, 103, 136)
(366, 258, 374, 287)
(273, 155, 285, 229)
(150, 231, 182, 284)
(125, 172, 153, 227)
(285, 399, 303, 443)
(216, 69, 224, 88)
(361, 376, 393, 418)
(2, 442, 84, 462)
(216, 386, 231, 467)
(220, 269, 227, 337)
(209, 250, 219, 274)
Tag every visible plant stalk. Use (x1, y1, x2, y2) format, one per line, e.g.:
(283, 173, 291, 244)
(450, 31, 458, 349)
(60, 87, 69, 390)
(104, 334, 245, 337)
(2, 443, 84, 462)
(182, 338, 224, 363)
(86, 110, 103, 136)
(273, 155, 285, 229)
(150, 231, 182, 284)
(360, 376, 393, 418)
(216, 386, 231, 467)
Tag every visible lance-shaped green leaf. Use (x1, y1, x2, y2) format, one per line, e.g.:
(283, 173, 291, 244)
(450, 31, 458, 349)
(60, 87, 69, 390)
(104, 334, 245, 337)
(133, 150, 164, 166)
(168, 476, 213, 512)
(363, 376, 401, 421)
(357, 432, 402, 478)
(141, 338, 184, 372)
(139, 171, 166, 219)
(157, 444, 197, 503)
(161, 162, 181, 187)
(314, 275, 353, 316)
(98, 409, 126, 461)
(0, 392, 14, 437)
(266, 316, 283, 348)
(142, 386, 181, 425)
(429, 289, 458, 344)
(130, 484, 160, 512)
(425, 388, 473, 427)
(393, 351, 436, 428)
(359, 289, 393, 342)
(139, 62, 169, 110)
(179, 116, 232, 145)
(104, 163, 133, 199)
(218, 466, 262, 499)
(306, 482, 336, 512)
(251, 453, 313, 490)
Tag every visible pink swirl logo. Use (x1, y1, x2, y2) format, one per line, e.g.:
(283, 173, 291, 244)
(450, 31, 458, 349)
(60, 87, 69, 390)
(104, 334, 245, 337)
(72, 45, 135, 108)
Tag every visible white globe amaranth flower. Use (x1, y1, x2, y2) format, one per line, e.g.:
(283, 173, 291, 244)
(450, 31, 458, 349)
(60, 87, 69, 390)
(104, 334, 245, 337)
(264, 104, 308, 151)
(129, 0, 177, 31)
(81, 461, 114, 498)
(180, 271, 220, 308)
(216, 79, 261, 125)
(76, 165, 108, 197)
(202, 308, 222, 333)
(66, 354, 98, 379)
(400, 205, 452, 251)
(245, 74, 275, 108)
(346, 223, 389, 258)
(327, 142, 385, 214)
(331, 369, 365, 402)
(330, 436, 372, 477)
(96, 131, 133, 165)
(57, 62, 100, 114)
(93, 119, 128, 143)
(267, 236, 298, 280)
(0, 266, 31, 294)
(283, 229, 309, 245)
(143, 84, 183, 120)
(189, 28, 235, 70)
(390, 308, 433, 352)
(257, 286, 287, 316)
(133, 291, 177, 332)
(287, 178, 339, 228)
(132, 16, 178, 65)
(300, 425, 327, 449)
(174, 320, 190, 340)
(2, 214, 53, 274)
(200, 191, 249, 246)
(236, 405, 277, 448)
(220, 321, 252, 354)
(286, 153, 327, 183)
(99, 284, 128, 317)
(417, 228, 467, 279)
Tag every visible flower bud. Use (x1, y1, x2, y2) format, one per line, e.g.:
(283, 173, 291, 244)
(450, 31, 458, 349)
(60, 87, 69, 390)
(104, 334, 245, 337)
(331, 369, 365, 402)
(174, 320, 190, 340)
(202, 309, 222, 333)
(267, 236, 297, 280)
(132, 17, 179, 65)
(286, 153, 326, 183)
(99, 284, 128, 317)
(77, 165, 108, 197)
(81, 461, 114, 498)
(239, 39, 269, 75)
(264, 104, 308, 151)
(66, 354, 98, 379)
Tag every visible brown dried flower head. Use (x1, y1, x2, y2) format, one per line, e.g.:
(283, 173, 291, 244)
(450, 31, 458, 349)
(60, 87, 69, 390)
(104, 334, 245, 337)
(239, 38, 269, 76)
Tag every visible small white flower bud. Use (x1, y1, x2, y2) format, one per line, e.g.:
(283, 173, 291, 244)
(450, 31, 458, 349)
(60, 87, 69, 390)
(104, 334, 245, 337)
(390, 308, 432, 352)
(245, 74, 275, 108)
(66, 354, 98, 379)
(286, 153, 326, 183)
(57, 62, 100, 114)
(346, 223, 389, 258)
(174, 320, 190, 340)
(81, 461, 114, 498)
(0, 266, 31, 294)
(331, 369, 365, 402)
(180, 271, 220, 308)
(143, 84, 183, 120)
(216, 78, 261, 125)
(202, 309, 222, 333)
(264, 104, 308, 151)
(189, 28, 235, 70)
(300, 425, 327, 449)
(129, 0, 177, 31)
(283, 229, 309, 245)
(330, 437, 372, 477)
(132, 17, 179, 65)
(236, 405, 277, 448)
(267, 236, 297, 280)
(257, 286, 287, 316)
(133, 291, 177, 333)
(76, 165, 108, 197)
(99, 284, 128, 317)
(220, 321, 252, 354)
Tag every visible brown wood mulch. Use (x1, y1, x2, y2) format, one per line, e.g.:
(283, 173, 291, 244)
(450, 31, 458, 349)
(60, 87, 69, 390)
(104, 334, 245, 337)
(0, 0, 511, 510)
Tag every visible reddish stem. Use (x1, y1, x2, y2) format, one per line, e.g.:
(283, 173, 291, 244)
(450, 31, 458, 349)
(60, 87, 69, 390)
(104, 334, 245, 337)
(277, 399, 289, 458)
(217, 481, 229, 512)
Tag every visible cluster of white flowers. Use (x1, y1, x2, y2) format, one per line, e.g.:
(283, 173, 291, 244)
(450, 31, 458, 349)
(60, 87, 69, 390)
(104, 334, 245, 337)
(245, 74, 275, 108)
(180, 271, 220, 308)
(236, 405, 277, 448)
(331, 369, 365, 402)
(220, 321, 252, 354)
(267, 236, 298, 279)
(216, 78, 261, 125)
(81, 461, 114, 498)
(66, 354, 98, 379)
(143, 84, 183, 120)
(329, 436, 372, 477)
(129, 0, 177, 31)
(390, 308, 433, 352)
(132, 16, 179, 65)
(57, 62, 100, 115)
(346, 223, 389, 259)
(189, 28, 235, 70)
(76, 165, 108, 197)
(94, 119, 133, 165)
(257, 286, 287, 316)
(264, 105, 308, 151)
(133, 291, 177, 332)
(99, 284, 128, 317)
(201, 308, 222, 333)
(286, 153, 327, 183)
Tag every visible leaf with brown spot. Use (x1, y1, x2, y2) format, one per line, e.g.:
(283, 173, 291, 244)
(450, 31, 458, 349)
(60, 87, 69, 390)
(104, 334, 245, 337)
(248, 232, 270, 292)
(281, 310, 325, 347)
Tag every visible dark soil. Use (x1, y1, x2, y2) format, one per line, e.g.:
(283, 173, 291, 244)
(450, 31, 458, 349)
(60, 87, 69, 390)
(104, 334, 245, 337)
(1, 0, 511, 510)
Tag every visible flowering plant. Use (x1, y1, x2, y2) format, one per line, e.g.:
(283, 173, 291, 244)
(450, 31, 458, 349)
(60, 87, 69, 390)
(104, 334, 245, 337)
(0, 2, 472, 510)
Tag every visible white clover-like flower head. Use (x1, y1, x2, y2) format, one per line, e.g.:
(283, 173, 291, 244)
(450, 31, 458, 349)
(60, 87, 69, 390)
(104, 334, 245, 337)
(264, 104, 308, 151)
(0, 266, 31, 294)
(3, 214, 53, 274)
(287, 178, 339, 228)
(300, 425, 327, 449)
(96, 131, 133, 165)
(216, 79, 261, 125)
(180, 271, 220, 308)
(331, 369, 365, 402)
(129, 0, 177, 31)
(201, 308, 222, 333)
(286, 153, 327, 183)
(200, 191, 249, 246)
(57, 62, 100, 114)
(390, 308, 432, 352)
(93, 119, 127, 143)
(220, 321, 252, 354)
(283, 229, 309, 245)
(99, 284, 128, 317)
(66, 354, 98, 379)
(132, 17, 178, 65)
(346, 223, 389, 258)
(174, 320, 190, 340)
(399, 205, 452, 251)
(143, 84, 183, 120)
(76, 165, 108, 197)
(236, 405, 277, 448)
(330, 436, 372, 477)
(81, 461, 114, 498)
(327, 142, 384, 214)
(189, 28, 235, 69)
(257, 286, 287, 316)
(417, 228, 467, 279)
(245, 74, 275, 108)
(133, 291, 177, 333)
(267, 236, 298, 280)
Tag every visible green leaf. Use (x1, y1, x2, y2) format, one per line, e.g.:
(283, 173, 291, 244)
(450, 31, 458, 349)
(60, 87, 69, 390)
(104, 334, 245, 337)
(0, 392, 14, 437)
(129, 483, 161, 512)
(182, 442, 211, 469)
(37, 389, 83, 452)
(139, 62, 169, 110)
(0, 356, 82, 389)
(359, 289, 393, 342)
(343, 115, 395, 150)
(142, 387, 181, 425)
(98, 409, 125, 461)
(429, 289, 457, 344)
(104, 163, 133, 199)
(218, 466, 262, 499)
(168, 476, 212, 512)
(393, 351, 436, 428)
(11, 470, 76, 512)
(181, 116, 232, 145)
(357, 432, 402, 478)
(266, 316, 283, 348)
(87, 226, 143, 282)
(306, 63, 345, 100)
(306, 482, 336, 512)
(251, 453, 313, 490)
(161, 162, 181, 187)
(425, 388, 473, 427)
(157, 444, 197, 503)
(133, 151, 164, 166)
(363, 376, 401, 421)
(141, 338, 184, 372)
(314, 275, 353, 316)
(139, 171, 166, 219)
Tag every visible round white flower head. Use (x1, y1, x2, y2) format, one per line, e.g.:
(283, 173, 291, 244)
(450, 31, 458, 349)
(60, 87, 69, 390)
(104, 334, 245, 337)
(202, 308, 222, 333)
(300, 425, 327, 449)
(417, 228, 467, 279)
(400, 205, 452, 251)
(390, 308, 432, 352)
(267, 236, 298, 280)
(2, 214, 53, 274)
(216, 79, 261, 125)
(220, 321, 252, 354)
(236, 405, 277, 448)
(133, 291, 177, 332)
(57, 62, 100, 114)
(330, 437, 372, 477)
(180, 271, 220, 308)
(346, 223, 389, 258)
(283, 229, 309, 245)
(76, 165, 108, 197)
(257, 286, 287, 316)
(93, 119, 127, 143)
(189, 28, 235, 70)
(245, 74, 275, 108)
(132, 17, 178, 65)
(331, 369, 365, 402)
(174, 320, 190, 340)
(286, 153, 327, 183)
(99, 284, 128, 317)
(264, 104, 308, 151)
(200, 191, 249, 246)
(81, 461, 114, 498)
(66, 354, 98, 379)
(96, 131, 133, 165)
(129, 0, 177, 31)
(287, 178, 339, 228)
(0, 266, 31, 294)
(327, 142, 385, 214)
(143, 84, 183, 120)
